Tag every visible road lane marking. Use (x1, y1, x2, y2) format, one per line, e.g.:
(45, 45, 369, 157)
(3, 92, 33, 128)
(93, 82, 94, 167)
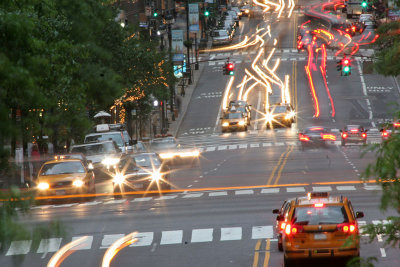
(100, 234, 125, 249)
(221, 227, 242, 241)
(250, 143, 260, 148)
(154, 195, 178, 200)
(104, 199, 126, 205)
(229, 144, 238, 150)
(336, 186, 356, 191)
(239, 144, 248, 149)
(312, 186, 332, 192)
(252, 226, 273, 239)
(182, 193, 203, 198)
(274, 146, 294, 185)
(132, 197, 153, 202)
(78, 201, 101, 206)
(6, 240, 32, 256)
(263, 143, 272, 147)
(160, 230, 183, 245)
(263, 239, 271, 267)
(191, 229, 213, 243)
(206, 146, 216, 152)
(261, 188, 280, 194)
(267, 147, 290, 185)
(380, 248, 386, 257)
(71, 236, 93, 250)
(274, 142, 284, 146)
(209, 191, 228, 197)
(37, 238, 62, 258)
(252, 240, 262, 267)
(130, 232, 154, 247)
(235, 189, 254, 195)
(218, 145, 227, 150)
(286, 187, 305, 192)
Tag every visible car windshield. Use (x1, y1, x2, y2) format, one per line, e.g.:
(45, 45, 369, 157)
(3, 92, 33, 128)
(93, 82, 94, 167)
(40, 161, 85, 176)
(271, 106, 287, 113)
(224, 113, 243, 119)
(71, 143, 116, 155)
(150, 140, 178, 150)
(85, 133, 123, 146)
(214, 31, 228, 37)
(292, 206, 349, 225)
(133, 154, 161, 167)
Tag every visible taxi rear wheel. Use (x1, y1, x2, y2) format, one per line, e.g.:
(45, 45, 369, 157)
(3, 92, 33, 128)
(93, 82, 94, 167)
(278, 241, 283, 251)
(283, 256, 292, 267)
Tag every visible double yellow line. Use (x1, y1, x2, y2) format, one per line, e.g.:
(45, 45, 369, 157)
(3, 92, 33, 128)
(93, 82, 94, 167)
(266, 145, 294, 186)
(252, 239, 271, 267)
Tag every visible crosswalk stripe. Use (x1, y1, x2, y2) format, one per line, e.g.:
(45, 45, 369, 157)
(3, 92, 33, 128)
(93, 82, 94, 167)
(132, 197, 153, 202)
(71, 236, 93, 250)
(191, 229, 213, 243)
(252, 226, 273, 239)
(312, 186, 332, 192)
(285, 141, 297, 146)
(275, 142, 285, 146)
(218, 145, 227, 150)
(364, 185, 381, 190)
(79, 201, 101, 206)
(206, 146, 216, 152)
(52, 203, 78, 208)
(221, 227, 242, 241)
(130, 232, 153, 247)
(286, 187, 305, 192)
(6, 240, 32, 256)
(160, 230, 183, 245)
(104, 199, 126, 205)
(100, 234, 125, 249)
(261, 188, 280, 194)
(336, 186, 356, 191)
(239, 144, 248, 149)
(250, 143, 260, 148)
(182, 193, 204, 198)
(235, 189, 254, 195)
(209, 62, 216, 65)
(154, 195, 178, 200)
(209, 191, 228, 197)
(37, 238, 62, 254)
(263, 143, 272, 147)
(229, 144, 238, 150)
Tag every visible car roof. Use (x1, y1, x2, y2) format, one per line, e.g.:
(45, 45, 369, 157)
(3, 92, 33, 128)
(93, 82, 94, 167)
(295, 195, 345, 206)
(85, 131, 121, 137)
(72, 140, 114, 147)
(346, 124, 361, 128)
(43, 158, 83, 165)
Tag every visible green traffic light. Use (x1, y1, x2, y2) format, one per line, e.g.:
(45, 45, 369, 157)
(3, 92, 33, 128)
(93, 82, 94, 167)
(205, 11, 210, 16)
(229, 71, 234, 75)
(343, 66, 350, 72)
(153, 12, 158, 17)
(361, 1, 367, 7)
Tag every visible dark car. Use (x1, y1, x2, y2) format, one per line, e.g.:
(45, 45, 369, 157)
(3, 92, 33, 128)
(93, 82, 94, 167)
(148, 137, 200, 164)
(298, 126, 336, 150)
(380, 121, 400, 141)
(112, 153, 171, 198)
(265, 104, 295, 128)
(272, 198, 295, 251)
(340, 125, 367, 146)
(297, 29, 314, 51)
(229, 100, 252, 125)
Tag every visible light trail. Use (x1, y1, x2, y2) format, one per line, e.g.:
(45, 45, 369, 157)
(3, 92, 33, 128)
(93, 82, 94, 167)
(102, 232, 137, 267)
(305, 44, 320, 118)
(320, 44, 335, 117)
(222, 76, 235, 110)
(288, 0, 296, 17)
(47, 236, 89, 267)
(237, 75, 248, 100)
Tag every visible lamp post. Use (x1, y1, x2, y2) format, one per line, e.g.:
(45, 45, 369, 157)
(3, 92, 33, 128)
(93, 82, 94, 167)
(166, 14, 176, 121)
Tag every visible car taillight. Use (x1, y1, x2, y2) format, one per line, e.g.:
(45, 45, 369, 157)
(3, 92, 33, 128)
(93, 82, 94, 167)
(350, 129, 359, 132)
(314, 203, 324, 208)
(337, 223, 357, 233)
(342, 133, 348, 138)
(394, 123, 400, 127)
(285, 224, 303, 235)
(322, 134, 336, 140)
(299, 134, 310, 141)
(382, 131, 389, 137)
(280, 222, 286, 230)
(362, 133, 367, 138)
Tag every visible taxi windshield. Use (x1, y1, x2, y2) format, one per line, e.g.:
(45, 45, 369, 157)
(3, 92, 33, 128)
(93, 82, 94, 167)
(85, 133, 123, 146)
(292, 206, 349, 225)
(133, 154, 161, 167)
(71, 143, 116, 155)
(224, 113, 243, 119)
(271, 106, 287, 113)
(40, 161, 85, 176)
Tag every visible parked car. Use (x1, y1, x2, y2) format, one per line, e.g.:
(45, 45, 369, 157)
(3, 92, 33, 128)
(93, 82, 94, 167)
(212, 29, 232, 46)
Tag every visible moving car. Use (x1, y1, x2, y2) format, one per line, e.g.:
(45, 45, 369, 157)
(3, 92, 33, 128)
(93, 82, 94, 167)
(380, 120, 400, 141)
(221, 111, 248, 132)
(212, 29, 232, 46)
(265, 104, 296, 128)
(148, 137, 200, 164)
(231, 6, 242, 18)
(272, 198, 295, 251)
(280, 192, 364, 266)
(297, 29, 315, 51)
(112, 153, 170, 199)
(340, 125, 367, 146)
(36, 157, 96, 200)
(240, 5, 251, 17)
(228, 100, 252, 125)
(298, 126, 336, 149)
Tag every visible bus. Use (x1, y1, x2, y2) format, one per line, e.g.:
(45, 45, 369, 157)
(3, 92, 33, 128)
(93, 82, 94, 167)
(345, 0, 364, 19)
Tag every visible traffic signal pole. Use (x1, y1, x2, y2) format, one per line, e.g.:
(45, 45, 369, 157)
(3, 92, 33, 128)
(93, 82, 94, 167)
(185, 0, 192, 84)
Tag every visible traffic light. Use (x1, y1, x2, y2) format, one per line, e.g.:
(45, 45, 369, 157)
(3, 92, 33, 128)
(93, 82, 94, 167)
(224, 63, 234, 75)
(341, 57, 351, 76)
(204, 10, 210, 17)
(153, 9, 159, 17)
(361, 1, 368, 8)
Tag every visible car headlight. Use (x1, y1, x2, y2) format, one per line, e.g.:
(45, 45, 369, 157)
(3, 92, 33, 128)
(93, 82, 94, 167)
(180, 151, 200, 157)
(222, 122, 229, 127)
(238, 121, 245, 126)
(113, 173, 125, 184)
(88, 163, 94, 170)
(37, 182, 49, 190)
(285, 111, 295, 120)
(265, 113, 273, 122)
(160, 153, 174, 159)
(245, 10, 250, 13)
(101, 157, 120, 166)
(72, 180, 84, 187)
(151, 171, 162, 181)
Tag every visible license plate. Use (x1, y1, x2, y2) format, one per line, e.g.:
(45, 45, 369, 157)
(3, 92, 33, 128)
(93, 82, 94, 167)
(314, 233, 327, 240)
(133, 184, 143, 189)
(56, 190, 65, 195)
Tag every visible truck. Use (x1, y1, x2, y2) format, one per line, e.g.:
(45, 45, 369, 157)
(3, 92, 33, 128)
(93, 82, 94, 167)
(345, 0, 364, 19)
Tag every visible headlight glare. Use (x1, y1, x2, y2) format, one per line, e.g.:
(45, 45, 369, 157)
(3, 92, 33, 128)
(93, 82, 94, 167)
(101, 157, 120, 166)
(151, 171, 162, 181)
(160, 153, 174, 159)
(37, 182, 49, 190)
(265, 113, 273, 122)
(222, 122, 229, 127)
(239, 121, 245, 126)
(113, 173, 125, 184)
(72, 180, 84, 187)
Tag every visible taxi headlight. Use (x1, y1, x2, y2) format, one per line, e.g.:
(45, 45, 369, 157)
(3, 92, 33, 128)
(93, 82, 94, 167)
(245, 10, 250, 13)
(37, 182, 49, 190)
(222, 122, 229, 127)
(113, 173, 125, 184)
(101, 157, 120, 166)
(285, 111, 296, 120)
(265, 113, 273, 122)
(238, 121, 245, 126)
(160, 153, 174, 159)
(180, 151, 200, 157)
(151, 171, 162, 181)
(72, 180, 84, 187)
(88, 163, 94, 170)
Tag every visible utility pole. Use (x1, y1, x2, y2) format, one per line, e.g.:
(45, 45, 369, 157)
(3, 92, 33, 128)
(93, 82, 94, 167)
(185, 0, 192, 84)
(166, 15, 175, 121)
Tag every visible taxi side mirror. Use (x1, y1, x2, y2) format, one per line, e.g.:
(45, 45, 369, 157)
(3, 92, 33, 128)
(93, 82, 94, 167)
(272, 209, 279, 214)
(356, 211, 364, 219)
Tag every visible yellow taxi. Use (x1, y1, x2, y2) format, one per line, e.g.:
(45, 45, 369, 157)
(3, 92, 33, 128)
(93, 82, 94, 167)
(36, 156, 96, 199)
(280, 192, 364, 266)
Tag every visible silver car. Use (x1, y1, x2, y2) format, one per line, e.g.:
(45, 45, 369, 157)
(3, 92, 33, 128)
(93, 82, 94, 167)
(212, 30, 232, 46)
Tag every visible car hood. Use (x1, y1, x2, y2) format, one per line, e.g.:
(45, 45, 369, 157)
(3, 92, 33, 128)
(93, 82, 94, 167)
(37, 173, 87, 183)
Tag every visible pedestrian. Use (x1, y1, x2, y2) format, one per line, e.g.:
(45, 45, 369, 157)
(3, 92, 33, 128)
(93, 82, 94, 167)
(175, 95, 182, 113)
(180, 86, 185, 97)
(152, 123, 157, 137)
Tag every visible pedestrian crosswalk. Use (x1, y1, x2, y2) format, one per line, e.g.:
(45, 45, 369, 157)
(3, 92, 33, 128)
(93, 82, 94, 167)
(2, 219, 387, 256)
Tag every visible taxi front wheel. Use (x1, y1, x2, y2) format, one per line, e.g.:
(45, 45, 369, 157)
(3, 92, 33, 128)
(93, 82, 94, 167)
(283, 256, 293, 267)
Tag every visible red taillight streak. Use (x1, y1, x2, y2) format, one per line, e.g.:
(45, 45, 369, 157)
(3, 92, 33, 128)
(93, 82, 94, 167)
(350, 129, 359, 132)
(299, 134, 310, 141)
(342, 133, 348, 138)
(319, 44, 335, 118)
(305, 64, 320, 117)
(362, 133, 367, 138)
(394, 123, 400, 127)
(285, 224, 304, 236)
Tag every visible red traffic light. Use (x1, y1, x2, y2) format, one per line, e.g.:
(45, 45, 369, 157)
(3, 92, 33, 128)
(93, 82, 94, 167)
(226, 63, 234, 71)
(343, 59, 350, 65)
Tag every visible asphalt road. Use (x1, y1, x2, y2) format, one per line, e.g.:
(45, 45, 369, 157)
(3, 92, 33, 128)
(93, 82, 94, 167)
(1, 4, 400, 267)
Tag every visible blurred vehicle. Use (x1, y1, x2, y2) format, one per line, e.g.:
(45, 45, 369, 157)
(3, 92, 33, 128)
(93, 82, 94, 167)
(380, 120, 400, 141)
(359, 13, 374, 24)
(221, 111, 248, 132)
(36, 157, 96, 199)
(70, 140, 122, 179)
(240, 5, 251, 17)
(265, 104, 296, 128)
(53, 154, 94, 170)
(298, 126, 335, 149)
(84, 124, 135, 154)
(345, 0, 363, 19)
(281, 192, 364, 266)
(363, 20, 378, 32)
(340, 125, 367, 146)
(297, 29, 314, 51)
(231, 6, 242, 18)
(224, 10, 239, 26)
(112, 153, 170, 199)
(228, 100, 252, 125)
(148, 137, 200, 164)
(132, 140, 147, 153)
(212, 29, 233, 46)
(272, 198, 295, 251)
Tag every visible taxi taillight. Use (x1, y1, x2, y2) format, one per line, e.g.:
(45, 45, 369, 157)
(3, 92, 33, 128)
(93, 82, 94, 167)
(337, 223, 357, 233)
(299, 134, 310, 141)
(342, 133, 348, 139)
(362, 133, 367, 138)
(280, 222, 286, 230)
(285, 224, 303, 235)
(382, 131, 389, 137)
(314, 203, 324, 208)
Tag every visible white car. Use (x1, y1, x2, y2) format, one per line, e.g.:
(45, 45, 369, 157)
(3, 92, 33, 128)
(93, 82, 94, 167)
(359, 13, 373, 24)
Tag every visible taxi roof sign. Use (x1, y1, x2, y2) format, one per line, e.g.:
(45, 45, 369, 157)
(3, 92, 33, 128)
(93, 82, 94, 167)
(307, 192, 330, 199)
